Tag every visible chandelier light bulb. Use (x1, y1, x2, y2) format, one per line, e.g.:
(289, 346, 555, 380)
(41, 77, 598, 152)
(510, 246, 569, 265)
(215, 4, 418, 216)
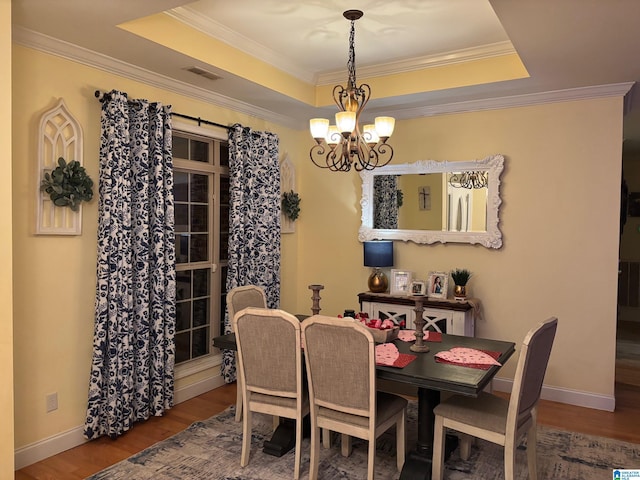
(326, 125, 340, 144)
(310, 118, 329, 140)
(336, 111, 356, 134)
(375, 117, 395, 140)
(363, 124, 379, 144)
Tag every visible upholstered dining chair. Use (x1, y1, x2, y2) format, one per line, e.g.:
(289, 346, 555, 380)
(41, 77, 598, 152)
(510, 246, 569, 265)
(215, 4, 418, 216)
(431, 317, 558, 480)
(302, 315, 407, 480)
(227, 285, 268, 422)
(233, 307, 310, 479)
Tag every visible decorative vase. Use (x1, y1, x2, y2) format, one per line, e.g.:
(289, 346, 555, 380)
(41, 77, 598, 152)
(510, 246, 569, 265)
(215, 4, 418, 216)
(368, 268, 388, 293)
(454, 284, 467, 300)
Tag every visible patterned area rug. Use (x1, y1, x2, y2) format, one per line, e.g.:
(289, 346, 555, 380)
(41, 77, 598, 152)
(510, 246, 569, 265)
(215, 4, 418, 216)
(86, 402, 639, 480)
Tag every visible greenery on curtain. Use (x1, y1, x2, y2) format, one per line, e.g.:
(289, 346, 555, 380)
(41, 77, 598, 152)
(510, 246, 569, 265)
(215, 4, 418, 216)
(222, 124, 281, 384)
(84, 90, 176, 440)
(374, 175, 399, 229)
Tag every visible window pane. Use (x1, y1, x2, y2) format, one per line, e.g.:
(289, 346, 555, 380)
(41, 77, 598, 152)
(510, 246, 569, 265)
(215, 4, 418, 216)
(175, 332, 190, 364)
(192, 327, 210, 358)
(220, 143, 229, 167)
(220, 177, 230, 204)
(193, 268, 209, 298)
(192, 139, 209, 163)
(191, 204, 208, 232)
(175, 204, 189, 232)
(193, 298, 209, 328)
(191, 174, 208, 203)
(176, 301, 191, 331)
(173, 136, 189, 160)
(176, 270, 191, 301)
(175, 234, 189, 264)
(220, 205, 229, 233)
(220, 233, 229, 261)
(174, 172, 189, 202)
(190, 234, 208, 262)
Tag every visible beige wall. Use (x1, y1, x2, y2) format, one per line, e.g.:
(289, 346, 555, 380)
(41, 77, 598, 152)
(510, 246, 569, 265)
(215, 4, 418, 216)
(11, 40, 624, 462)
(295, 98, 622, 399)
(1, 0, 15, 475)
(11, 45, 304, 450)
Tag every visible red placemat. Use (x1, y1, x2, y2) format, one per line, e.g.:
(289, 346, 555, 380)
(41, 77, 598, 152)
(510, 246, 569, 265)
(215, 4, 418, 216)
(434, 348, 501, 370)
(377, 353, 417, 369)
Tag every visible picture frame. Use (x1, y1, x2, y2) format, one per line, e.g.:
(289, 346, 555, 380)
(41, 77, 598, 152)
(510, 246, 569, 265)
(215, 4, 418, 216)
(427, 271, 448, 299)
(390, 269, 413, 296)
(410, 280, 426, 296)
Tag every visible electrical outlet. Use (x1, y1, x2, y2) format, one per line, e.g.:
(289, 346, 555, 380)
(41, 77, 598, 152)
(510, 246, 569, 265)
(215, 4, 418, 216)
(46, 393, 58, 412)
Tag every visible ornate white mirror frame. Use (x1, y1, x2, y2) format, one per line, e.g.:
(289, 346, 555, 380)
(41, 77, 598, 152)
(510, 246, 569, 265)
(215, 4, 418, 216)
(359, 154, 505, 248)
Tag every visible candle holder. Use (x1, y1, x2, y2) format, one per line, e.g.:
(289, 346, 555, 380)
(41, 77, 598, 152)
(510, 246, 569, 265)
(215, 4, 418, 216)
(308, 284, 324, 316)
(410, 298, 430, 353)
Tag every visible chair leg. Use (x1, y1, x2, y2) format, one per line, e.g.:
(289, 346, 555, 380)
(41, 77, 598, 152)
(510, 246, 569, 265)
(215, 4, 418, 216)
(367, 437, 376, 480)
(240, 407, 251, 467)
(294, 414, 303, 480)
(504, 436, 516, 480)
(341, 434, 352, 457)
(272, 416, 280, 431)
(431, 416, 446, 480)
(526, 424, 538, 480)
(235, 378, 243, 422)
(309, 425, 321, 480)
(396, 409, 406, 472)
(322, 428, 331, 449)
(459, 433, 472, 460)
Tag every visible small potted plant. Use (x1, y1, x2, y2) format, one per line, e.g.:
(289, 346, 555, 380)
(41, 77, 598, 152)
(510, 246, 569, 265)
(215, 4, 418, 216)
(282, 190, 301, 221)
(450, 268, 472, 300)
(40, 157, 93, 212)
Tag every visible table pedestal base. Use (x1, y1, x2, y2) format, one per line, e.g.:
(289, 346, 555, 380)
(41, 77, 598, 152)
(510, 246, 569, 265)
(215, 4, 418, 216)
(263, 421, 296, 457)
(400, 435, 459, 480)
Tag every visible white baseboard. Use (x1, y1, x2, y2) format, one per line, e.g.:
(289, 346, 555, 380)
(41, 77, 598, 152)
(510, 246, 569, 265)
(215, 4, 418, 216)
(492, 376, 616, 412)
(14, 374, 225, 470)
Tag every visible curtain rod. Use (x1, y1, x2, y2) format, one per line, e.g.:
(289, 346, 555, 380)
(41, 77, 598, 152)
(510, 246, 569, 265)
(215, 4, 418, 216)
(94, 90, 232, 131)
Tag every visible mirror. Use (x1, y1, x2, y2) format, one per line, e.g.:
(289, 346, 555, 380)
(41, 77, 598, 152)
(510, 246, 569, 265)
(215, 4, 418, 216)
(359, 154, 505, 248)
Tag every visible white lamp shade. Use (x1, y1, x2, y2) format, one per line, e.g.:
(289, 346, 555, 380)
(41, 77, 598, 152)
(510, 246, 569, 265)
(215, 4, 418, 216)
(326, 125, 340, 145)
(310, 118, 330, 139)
(363, 124, 379, 144)
(336, 111, 356, 134)
(375, 116, 395, 138)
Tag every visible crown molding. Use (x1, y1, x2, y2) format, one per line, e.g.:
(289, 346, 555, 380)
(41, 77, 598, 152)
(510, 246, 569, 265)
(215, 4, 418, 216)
(385, 82, 636, 121)
(317, 41, 517, 86)
(12, 26, 300, 130)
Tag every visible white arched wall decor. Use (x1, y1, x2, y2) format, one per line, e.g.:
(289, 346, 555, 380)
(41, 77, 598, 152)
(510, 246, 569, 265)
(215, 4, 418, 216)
(36, 98, 84, 235)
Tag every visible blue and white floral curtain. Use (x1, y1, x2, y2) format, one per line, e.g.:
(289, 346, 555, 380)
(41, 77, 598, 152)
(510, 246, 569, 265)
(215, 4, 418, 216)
(84, 90, 176, 439)
(374, 175, 399, 229)
(222, 124, 281, 383)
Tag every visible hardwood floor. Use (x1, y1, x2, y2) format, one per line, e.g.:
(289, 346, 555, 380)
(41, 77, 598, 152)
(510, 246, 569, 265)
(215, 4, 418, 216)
(16, 362, 640, 479)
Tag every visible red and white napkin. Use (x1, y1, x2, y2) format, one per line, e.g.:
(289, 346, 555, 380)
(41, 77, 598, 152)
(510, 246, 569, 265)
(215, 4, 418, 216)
(398, 330, 442, 342)
(434, 347, 501, 370)
(375, 343, 417, 368)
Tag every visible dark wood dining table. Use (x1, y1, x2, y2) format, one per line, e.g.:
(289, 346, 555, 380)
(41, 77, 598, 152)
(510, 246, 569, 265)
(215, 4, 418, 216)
(213, 328, 515, 480)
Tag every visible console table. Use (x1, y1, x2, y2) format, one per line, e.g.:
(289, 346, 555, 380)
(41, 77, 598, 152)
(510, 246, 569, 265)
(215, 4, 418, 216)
(358, 292, 476, 337)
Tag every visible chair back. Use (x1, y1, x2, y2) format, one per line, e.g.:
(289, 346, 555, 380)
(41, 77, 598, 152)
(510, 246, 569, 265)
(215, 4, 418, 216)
(234, 307, 302, 398)
(227, 285, 268, 322)
(302, 315, 376, 418)
(507, 317, 558, 430)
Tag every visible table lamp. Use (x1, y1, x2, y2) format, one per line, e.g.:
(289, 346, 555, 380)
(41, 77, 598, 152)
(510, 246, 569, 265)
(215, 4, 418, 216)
(363, 240, 394, 293)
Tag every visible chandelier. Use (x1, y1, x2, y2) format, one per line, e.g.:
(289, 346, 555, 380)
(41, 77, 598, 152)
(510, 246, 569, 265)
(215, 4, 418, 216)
(309, 10, 395, 172)
(448, 171, 489, 189)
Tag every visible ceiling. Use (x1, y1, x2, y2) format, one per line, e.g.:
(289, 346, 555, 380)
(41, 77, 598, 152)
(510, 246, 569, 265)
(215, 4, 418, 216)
(11, 0, 640, 151)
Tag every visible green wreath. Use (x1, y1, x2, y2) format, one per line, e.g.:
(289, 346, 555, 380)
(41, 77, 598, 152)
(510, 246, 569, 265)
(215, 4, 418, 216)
(41, 157, 94, 212)
(282, 190, 301, 221)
